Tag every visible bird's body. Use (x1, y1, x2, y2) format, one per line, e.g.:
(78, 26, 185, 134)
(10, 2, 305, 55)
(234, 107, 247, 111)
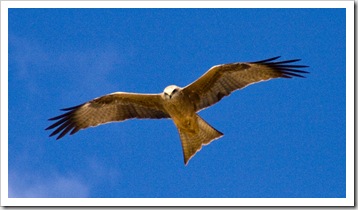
(46, 56, 308, 165)
(160, 85, 223, 163)
(162, 85, 196, 134)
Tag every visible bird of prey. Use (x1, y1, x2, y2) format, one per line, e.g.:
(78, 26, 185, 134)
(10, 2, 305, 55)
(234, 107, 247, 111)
(46, 56, 308, 165)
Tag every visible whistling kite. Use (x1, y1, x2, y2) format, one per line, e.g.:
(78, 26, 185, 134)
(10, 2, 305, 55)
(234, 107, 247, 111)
(46, 56, 308, 165)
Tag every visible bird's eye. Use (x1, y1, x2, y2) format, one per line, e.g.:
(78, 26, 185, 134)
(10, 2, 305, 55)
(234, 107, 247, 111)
(172, 89, 178, 94)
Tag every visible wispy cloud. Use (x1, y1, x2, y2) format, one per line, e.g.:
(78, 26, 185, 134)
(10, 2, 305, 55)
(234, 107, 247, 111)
(55, 45, 125, 96)
(9, 34, 128, 98)
(8, 156, 124, 198)
(86, 156, 122, 186)
(9, 171, 90, 198)
(9, 35, 51, 79)
(9, 34, 126, 198)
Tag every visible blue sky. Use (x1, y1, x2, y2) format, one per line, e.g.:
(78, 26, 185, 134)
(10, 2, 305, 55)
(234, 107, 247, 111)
(7, 7, 347, 199)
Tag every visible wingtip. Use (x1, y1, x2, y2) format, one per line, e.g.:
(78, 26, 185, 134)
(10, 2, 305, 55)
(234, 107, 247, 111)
(60, 104, 82, 111)
(51, 132, 64, 140)
(48, 116, 57, 121)
(252, 56, 281, 64)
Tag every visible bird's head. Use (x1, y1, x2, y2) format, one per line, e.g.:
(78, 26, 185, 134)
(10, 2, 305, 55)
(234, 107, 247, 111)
(162, 85, 181, 100)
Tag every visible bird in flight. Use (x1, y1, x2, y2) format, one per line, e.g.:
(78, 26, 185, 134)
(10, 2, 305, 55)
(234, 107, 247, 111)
(46, 56, 308, 165)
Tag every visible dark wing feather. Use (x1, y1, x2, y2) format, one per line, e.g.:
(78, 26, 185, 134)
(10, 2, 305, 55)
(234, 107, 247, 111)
(182, 56, 309, 112)
(46, 92, 169, 139)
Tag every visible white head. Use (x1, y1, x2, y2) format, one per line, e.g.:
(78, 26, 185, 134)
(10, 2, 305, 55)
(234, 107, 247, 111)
(162, 85, 181, 100)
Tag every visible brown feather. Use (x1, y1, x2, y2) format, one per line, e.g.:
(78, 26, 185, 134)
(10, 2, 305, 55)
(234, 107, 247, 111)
(46, 92, 169, 140)
(177, 115, 223, 165)
(182, 56, 309, 112)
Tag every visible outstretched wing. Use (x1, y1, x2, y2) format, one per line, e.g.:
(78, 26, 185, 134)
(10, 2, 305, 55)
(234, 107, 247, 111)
(182, 56, 309, 112)
(46, 92, 169, 139)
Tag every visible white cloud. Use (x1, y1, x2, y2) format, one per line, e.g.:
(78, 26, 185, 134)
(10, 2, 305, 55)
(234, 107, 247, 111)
(9, 33, 129, 102)
(8, 34, 125, 198)
(55, 46, 124, 96)
(9, 171, 90, 198)
(86, 157, 122, 186)
(9, 35, 51, 79)
(8, 156, 124, 198)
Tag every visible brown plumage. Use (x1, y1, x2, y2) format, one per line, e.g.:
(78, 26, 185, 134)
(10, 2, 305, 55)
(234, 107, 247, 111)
(46, 56, 308, 165)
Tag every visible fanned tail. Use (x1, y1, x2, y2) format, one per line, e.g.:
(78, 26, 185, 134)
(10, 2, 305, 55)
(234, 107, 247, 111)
(177, 115, 223, 165)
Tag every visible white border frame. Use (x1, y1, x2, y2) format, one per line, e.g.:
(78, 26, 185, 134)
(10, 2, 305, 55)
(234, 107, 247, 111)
(1, 0, 354, 206)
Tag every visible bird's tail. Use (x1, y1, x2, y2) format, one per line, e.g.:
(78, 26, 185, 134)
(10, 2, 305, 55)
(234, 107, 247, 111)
(177, 115, 223, 165)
